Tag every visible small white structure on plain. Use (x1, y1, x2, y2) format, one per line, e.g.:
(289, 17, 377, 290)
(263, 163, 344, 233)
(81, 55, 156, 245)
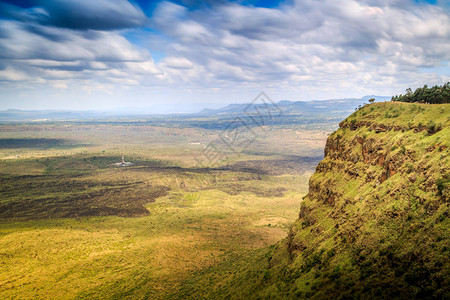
(113, 155, 134, 167)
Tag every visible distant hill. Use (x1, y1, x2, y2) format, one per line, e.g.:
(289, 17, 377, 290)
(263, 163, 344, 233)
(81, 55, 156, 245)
(0, 109, 110, 121)
(197, 95, 389, 117)
(0, 96, 389, 122)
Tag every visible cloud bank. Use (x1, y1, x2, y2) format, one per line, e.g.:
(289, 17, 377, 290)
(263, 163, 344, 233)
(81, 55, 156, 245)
(0, 0, 449, 110)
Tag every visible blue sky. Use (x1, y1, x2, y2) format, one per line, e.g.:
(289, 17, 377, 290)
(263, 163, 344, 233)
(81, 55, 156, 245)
(0, 0, 449, 112)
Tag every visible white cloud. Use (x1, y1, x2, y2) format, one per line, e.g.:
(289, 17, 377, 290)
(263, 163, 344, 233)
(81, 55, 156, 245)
(0, 0, 449, 110)
(89, 61, 109, 70)
(123, 61, 162, 74)
(0, 67, 30, 81)
(148, 0, 450, 98)
(0, 21, 148, 61)
(161, 57, 194, 69)
(51, 81, 68, 89)
(0, 19, 164, 94)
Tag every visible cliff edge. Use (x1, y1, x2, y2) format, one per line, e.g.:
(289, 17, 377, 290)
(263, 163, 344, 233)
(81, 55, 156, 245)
(214, 101, 449, 299)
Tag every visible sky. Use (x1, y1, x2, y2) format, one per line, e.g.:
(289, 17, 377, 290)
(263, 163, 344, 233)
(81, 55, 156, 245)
(0, 0, 449, 112)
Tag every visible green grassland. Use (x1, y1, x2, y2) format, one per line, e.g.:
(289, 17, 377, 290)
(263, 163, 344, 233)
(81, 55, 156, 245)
(5, 103, 445, 299)
(191, 102, 449, 299)
(0, 120, 330, 298)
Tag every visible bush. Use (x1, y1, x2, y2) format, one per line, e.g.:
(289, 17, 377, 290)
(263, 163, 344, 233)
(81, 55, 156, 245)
(426, 121, 442, 134)
(436, 178, 448, 197)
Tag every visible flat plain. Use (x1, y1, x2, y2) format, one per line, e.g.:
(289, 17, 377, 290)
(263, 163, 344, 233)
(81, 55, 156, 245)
(0, 118, 334, 299)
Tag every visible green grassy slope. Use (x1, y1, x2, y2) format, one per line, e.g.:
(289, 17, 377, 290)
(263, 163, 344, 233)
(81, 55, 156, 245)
(203, 102, 449, 299)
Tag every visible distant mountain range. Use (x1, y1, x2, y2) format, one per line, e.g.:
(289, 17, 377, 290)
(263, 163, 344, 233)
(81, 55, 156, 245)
(0, 96, 389, 121)
(197, 95, 388, 117)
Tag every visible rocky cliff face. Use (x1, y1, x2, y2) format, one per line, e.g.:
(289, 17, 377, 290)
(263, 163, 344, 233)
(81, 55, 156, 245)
(220, 102, 449, 299)
(282, 102, 449, 299)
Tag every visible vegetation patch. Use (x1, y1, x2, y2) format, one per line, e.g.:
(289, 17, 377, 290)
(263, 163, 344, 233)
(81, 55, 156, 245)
(0, 138, 81, 149)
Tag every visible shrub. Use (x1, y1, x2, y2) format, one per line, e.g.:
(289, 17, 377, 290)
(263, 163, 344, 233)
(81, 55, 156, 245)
(405, 163, 414, 173)
(426, 121, 441, 134)
(436, 178, 448, 197)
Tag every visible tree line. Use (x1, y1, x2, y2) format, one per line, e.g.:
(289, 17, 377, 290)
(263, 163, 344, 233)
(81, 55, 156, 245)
(391, 82, 450, 104)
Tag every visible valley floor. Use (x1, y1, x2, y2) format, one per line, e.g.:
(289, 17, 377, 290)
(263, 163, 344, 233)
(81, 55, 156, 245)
(0, 121, 331, 298)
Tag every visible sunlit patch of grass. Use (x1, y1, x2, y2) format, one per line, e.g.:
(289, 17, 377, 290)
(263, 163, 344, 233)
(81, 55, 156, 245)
(0, 181, 306, 298)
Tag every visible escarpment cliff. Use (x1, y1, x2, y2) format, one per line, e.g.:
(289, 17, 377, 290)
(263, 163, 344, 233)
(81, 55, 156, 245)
(286, 102, 449, 299)
(217, 102, 449, 299)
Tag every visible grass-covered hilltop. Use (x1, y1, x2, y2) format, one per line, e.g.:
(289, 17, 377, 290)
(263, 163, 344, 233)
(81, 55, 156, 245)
(185, 101, 449, 299)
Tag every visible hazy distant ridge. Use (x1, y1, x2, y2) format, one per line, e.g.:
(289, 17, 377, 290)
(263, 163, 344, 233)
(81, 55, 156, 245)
(197, 95, 388, 116)
(0, 96, 389, 121)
